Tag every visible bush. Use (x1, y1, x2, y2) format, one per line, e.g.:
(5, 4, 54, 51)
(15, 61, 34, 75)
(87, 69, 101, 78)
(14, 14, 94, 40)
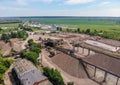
(20, 51, 39, 65)
(28, 39, 36, 46)
(30, 47, 41, 54)
(1, 33, 10, 42)
(0, 58, 13, 84)
(67, 82, 74, 85)
(28, 39, 41, 54)
(43, 67, 65, 85)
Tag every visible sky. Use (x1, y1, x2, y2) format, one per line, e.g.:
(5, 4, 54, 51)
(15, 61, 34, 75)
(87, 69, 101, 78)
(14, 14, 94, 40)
(0, 0, 120, 17)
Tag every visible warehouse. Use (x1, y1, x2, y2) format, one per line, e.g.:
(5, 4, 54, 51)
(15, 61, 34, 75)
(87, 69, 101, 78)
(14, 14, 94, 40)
(13, 59, 52, 85)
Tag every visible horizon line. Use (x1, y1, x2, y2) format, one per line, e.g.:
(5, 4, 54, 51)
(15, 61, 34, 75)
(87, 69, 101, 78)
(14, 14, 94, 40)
(0, 16, 120, 18)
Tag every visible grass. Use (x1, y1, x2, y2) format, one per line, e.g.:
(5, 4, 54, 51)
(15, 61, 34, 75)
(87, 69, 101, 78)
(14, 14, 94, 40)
(76, 24, 120, 35)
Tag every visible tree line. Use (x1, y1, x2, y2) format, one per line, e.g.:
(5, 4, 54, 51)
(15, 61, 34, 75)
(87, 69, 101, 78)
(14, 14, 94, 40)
(57, 27, 120, 41)
(1, 30, 28, 42)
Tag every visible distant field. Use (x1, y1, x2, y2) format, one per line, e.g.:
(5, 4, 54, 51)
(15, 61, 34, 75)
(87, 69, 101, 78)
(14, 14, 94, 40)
(0, 23, 21, 27)
(26, 17, 119, 25)
(67, 24, 120, 40)
(0, 23, 21, 34)
(24, 17, 119, 40)
(24, 17, 120, 39)
(76, 24, 120, 32)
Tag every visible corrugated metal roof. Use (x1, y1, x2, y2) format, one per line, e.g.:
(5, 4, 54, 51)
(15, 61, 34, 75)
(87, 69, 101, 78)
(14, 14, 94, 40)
(13, 59, 48, 85)
(20, 68, 47, 85)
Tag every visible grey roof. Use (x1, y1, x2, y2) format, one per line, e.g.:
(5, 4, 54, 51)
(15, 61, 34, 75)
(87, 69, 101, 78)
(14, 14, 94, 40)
(14, 59, 36, 75)
(13, 59, 48, 85)
(20, 68, 47, 85)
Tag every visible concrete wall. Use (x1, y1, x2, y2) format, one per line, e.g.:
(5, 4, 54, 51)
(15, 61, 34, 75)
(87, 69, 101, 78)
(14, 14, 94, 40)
(95, 68, 105, 82)
(104, 73, 118, 85)
(117, 78, 120, 85)
(78, 47, 83, 54)
(73, 47, 95, 56)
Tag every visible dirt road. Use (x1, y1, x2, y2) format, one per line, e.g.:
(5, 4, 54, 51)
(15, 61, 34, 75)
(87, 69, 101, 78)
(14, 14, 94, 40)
(4, 64, 14, 85)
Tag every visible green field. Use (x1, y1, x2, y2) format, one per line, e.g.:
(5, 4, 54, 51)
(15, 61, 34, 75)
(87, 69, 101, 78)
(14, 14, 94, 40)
(0, 23, 21, 27)
(26, 17, 119, 25)
(0, 23, 21, 34)
(76, 24, 120, 33)
(76, 24, 120, 40)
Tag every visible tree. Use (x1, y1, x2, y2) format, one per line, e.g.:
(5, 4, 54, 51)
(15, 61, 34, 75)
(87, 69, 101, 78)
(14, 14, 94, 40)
(67, 82, 74, 85)
(94, 29, 97, 33)
(28, 39, 35, 46)
(1, 33, 10, 42)
(43, 67, 65, 85)
(20, 51, 39, 65)
(57, 27, 60, 31)
(77, 28, 80, 33)
(0, 28, 2, 31)
(3, 59, 13, 68)
(57, 27, 62, 31)
(30, 47, 41, 54)
(59, 27, 62, 31)
(17, 30, 28, 39)
(85, 29, 90, 34)
(18, 24, 24, 29)
(1, 30, 28, 42)
(11, 32, 18, 38)
(0, 58, 13, 83)
(66, 28, 70, 32)
(28, 39, 41, 53)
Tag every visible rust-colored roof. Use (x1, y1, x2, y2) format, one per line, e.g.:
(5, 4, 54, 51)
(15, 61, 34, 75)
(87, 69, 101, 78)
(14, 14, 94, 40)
(52, 52, 88, 78)
(82, 53, 120, 77)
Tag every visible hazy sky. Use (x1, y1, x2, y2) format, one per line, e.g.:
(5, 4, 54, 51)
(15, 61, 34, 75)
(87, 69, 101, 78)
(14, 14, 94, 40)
(0, 0, 120, 17)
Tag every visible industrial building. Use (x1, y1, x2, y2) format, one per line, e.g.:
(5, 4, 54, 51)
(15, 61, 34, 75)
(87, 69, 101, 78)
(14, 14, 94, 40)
(13, 59, 52, 85)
